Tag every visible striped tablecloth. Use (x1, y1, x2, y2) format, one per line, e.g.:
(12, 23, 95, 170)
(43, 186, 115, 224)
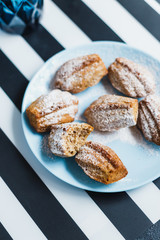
(1, 1, 160, 239)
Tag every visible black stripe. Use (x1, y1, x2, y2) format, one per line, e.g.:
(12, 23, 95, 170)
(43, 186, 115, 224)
(0, 130, 87, 240)
(155, 0, 160, 4)
(87, 191, 152, 240)
(116, 0, 160, 41)
(52, 0, 123, 42)
(154, 177, 160, 190)
(23, 24, 63, 61)
(0, 223, 13, 240)
(0, 51, 28, 111)
(135, 220, 160, 240)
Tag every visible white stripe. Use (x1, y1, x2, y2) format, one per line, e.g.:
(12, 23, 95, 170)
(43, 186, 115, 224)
(127, 183, 160, 224)
(40, 0, 91, 48)
(0, 87, 124, 240)
(82, 0, 160, 61)
(0, 177, 47, 240)
(0, 29, 44, 80)
(144, 0, 160, 14)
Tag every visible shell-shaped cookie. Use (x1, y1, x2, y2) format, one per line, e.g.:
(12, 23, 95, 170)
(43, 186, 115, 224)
(84, 94, 138, 131)
(48, 123, 93, 157)
(137, 95, 160, 145)
(54, 54, 108, 93)
(75, 141, 128, 184)
(108, 57, 155, 98)
(26, 89, 79, 132)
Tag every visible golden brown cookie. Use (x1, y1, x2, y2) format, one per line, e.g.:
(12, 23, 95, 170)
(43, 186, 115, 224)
(54, 54, 107, 93)
(48, 123, 94, 157)
(84, 94, 138, 131)
(75, 141, 128, 184)
(26, 89, 78, 132)
(108, 57, 155, 98)
(137, 95, 160, 145)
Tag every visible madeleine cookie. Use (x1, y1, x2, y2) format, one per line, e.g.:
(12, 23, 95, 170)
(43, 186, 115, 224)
(75, 141, 128, 184)
(48, 123, 94, 157)
(54, 54, 107, 93)
(108, 57, 155, 98)
(138, 95, 160, 145)
(26, 89, 78, 132)
(84, 95, 138, 131)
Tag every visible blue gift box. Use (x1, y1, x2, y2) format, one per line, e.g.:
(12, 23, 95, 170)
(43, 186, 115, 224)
(0, 0, 43, 34)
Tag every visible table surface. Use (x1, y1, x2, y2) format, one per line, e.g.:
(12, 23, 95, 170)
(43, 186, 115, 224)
(0, 0, 160, 240)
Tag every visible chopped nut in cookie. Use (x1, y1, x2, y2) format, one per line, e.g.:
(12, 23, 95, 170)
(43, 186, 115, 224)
(48, 122, 94, 157)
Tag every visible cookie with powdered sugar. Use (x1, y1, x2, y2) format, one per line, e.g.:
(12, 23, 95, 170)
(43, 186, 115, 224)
(48, 123, 93, 157)
(108, 57, 155, 98)
(84, 94, 138, 131)
(26, 89, 78, 132)
(54, 54, 107, 93)
(138, 95, 160, 145)
(75, 141, 128, 184)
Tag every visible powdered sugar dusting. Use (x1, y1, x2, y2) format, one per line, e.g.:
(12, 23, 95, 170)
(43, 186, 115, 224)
(84, 95, 137, 131)
(48, 128, 65, 156)
(77, 145, 108, 166)
(41, 134, 55, 160)
(138, 95, 160, 145)
(39, 105, 78, 126)
(108, 57, 155, 98)
(56, 55, 89, 78)
(54, 55, 92, 90)
(54, 54, 106, 91)
(87, 108, 136, 131)
(86, 127, 160, 156)
(146, 95, 160, 117)
(33, 89, 78, 116)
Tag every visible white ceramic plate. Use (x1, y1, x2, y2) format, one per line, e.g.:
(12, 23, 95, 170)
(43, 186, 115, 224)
(21, 41, 160, 192)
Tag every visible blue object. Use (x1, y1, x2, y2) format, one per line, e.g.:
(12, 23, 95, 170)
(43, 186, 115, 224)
(22, 41, 160, 192)
(0, 0, 43, 34)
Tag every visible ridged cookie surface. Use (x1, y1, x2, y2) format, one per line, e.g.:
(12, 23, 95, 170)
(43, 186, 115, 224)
(54, 54, 107, 93)
(84, 94, 138, 131)
(75, 141, 128, 184)
(138, 95, 160, 145)
(26, 89, 78, 132)
(108, 57, 155, 98)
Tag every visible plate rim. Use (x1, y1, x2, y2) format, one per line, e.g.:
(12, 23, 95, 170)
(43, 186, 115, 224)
(21, 41, 160, 192)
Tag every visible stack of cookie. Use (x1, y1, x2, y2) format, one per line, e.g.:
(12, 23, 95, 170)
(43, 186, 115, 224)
(26, 53, 160, 185)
